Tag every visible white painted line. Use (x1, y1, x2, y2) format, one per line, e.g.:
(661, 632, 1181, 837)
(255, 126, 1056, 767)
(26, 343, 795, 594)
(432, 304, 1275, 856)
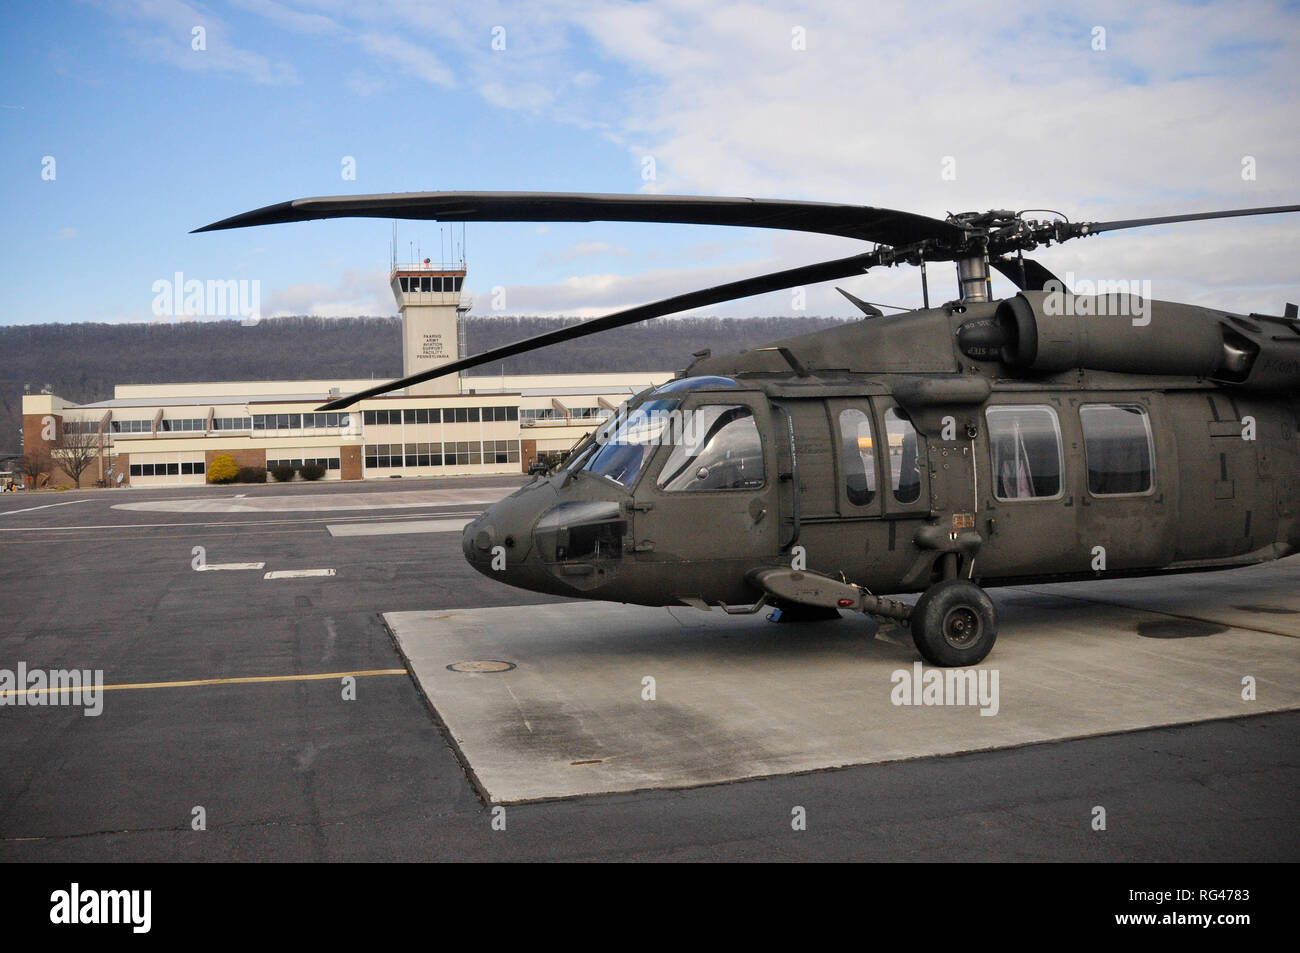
(196, 562, 266, 571)
(0, 499, 92, 516)
(0, 508, 484, 533)
(327, 519, 472, 537)
(264, 569, 337, 579)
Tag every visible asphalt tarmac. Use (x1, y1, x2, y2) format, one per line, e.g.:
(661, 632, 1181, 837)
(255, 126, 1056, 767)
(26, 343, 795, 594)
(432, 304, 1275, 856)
(0, 477, 1295, 861)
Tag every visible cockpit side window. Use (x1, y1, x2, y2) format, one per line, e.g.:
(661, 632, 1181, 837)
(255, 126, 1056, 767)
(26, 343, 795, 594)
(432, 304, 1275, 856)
(656, 404, 765, 492)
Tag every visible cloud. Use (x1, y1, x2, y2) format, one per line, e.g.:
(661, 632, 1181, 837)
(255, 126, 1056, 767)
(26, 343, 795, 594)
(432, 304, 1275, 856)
(98, 0, 300, 85)
(539, 241, 630, 265)
(262, 268, 394, 317)
(228, 0, 1300, 315)
(345, 70, 385, 97)
(358, 33, 455, 88)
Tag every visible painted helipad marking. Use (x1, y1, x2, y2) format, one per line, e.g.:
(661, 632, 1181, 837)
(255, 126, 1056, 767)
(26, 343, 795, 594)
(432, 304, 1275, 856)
(196, 562, 266, 571)
(113, 488, 508, 514)
(0, 508, 484, 533)
(264, 568, 336, 579)
(327, 518, 473, 537)
(0, 500, 92, 516)
(0, 668, 406, 699)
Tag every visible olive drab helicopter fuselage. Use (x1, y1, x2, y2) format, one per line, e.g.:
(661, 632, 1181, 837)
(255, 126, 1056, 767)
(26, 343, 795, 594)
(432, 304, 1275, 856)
(196, 192, 1300, 665)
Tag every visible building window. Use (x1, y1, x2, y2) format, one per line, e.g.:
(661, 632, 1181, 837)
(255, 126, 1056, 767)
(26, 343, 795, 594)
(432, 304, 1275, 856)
(986, 405, 1064, 501)
(363, 444, 401, 468)
(839, 408, 877, 507)
(1080, 404, 1155, 495)
(161, 418, 205, 432)
(481, 440, 520, 464)
(299, 412, 347, 429)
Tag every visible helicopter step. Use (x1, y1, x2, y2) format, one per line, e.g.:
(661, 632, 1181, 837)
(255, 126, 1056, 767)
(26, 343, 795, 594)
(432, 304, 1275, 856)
(748, 567, 998, 666)
(746, 567, 913, 620)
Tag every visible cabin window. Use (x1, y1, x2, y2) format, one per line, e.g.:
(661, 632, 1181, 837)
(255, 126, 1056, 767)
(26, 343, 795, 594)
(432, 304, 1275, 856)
(838, 408, 877, 506)
(986, 405, 1064, 500)
(656, 405, 764, 492)
(1080, 404, 1155, 495)
(884, 407, 923, 504)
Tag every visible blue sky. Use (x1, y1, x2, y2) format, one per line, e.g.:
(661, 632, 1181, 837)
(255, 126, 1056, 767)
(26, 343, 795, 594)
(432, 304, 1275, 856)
(2, 0, 1298, 326)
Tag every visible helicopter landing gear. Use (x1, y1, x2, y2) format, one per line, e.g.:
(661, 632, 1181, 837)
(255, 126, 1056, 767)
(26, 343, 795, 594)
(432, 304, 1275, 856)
(910, 579, 998, 667)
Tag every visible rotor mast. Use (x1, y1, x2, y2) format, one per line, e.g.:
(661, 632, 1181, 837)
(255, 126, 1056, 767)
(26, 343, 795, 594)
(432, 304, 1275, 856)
(956, 252, 993, 303)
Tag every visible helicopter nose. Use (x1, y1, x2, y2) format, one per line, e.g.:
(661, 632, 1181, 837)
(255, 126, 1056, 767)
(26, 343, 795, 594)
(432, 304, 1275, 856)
(462, 481, 553, 577)
(461, 516, 496, 566)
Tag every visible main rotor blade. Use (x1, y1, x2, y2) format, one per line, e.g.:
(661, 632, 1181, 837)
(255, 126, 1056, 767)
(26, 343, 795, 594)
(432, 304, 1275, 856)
(195, 191, 964, 247)
(1082, 203, 1300, 235)
(990, 256, 1066, 292)
(317, 249, 881, 410)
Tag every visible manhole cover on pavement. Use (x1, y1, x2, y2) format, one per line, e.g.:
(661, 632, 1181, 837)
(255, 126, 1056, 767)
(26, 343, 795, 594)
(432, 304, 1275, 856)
(447, 660, 517, 673)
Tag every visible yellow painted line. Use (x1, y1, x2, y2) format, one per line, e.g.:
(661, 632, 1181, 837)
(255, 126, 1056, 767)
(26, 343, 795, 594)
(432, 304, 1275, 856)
(0, 668, 407, 698)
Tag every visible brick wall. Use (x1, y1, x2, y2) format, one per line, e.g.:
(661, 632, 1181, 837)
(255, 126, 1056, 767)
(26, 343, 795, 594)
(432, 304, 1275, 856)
(21, 412, 65, 486)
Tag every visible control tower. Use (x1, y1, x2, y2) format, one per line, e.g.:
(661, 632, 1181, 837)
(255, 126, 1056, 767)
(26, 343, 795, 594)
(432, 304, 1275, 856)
(391, 258, 468, 396)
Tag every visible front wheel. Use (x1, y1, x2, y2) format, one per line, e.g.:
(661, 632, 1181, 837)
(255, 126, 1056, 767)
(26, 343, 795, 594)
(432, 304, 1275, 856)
(910, 579, 998, 666)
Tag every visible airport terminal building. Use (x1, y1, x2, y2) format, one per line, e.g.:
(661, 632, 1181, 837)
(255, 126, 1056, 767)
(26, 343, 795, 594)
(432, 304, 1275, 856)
(21, 261, 670, 487)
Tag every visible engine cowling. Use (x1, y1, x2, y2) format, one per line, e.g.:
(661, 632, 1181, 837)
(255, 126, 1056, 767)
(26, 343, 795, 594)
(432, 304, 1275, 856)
(986, 291, 1300, 391)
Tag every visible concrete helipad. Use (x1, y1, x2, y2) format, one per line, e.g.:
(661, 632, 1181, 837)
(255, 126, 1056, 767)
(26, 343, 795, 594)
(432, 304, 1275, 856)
(386, 558, 1300, 804)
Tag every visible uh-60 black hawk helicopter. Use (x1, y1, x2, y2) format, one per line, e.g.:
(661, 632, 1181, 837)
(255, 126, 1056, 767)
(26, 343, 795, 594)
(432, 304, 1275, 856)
(197, 193, 1300, 666)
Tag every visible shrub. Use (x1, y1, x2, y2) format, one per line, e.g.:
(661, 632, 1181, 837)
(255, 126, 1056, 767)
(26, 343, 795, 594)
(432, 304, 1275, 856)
(270, 463, 295, 482)
(208, 453, 239, 484)
(236, 466, 267, 484)
(299, 462, 326, 481)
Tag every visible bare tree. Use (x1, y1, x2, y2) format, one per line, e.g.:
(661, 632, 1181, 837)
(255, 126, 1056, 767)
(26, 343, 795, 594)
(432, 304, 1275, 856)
(50, 428, 101, 489)
(16, 447, 54, 487)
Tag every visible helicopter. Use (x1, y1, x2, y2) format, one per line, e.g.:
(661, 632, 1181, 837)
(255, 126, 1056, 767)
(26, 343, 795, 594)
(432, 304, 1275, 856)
(196, 193, 1300, 666)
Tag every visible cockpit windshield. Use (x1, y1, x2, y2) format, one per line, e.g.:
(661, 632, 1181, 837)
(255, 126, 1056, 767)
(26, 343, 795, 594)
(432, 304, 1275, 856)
(582, 397, 680, 486)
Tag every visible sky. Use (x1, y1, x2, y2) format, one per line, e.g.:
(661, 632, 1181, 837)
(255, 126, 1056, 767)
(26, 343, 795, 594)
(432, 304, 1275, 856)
(1, 0, 1298, 327)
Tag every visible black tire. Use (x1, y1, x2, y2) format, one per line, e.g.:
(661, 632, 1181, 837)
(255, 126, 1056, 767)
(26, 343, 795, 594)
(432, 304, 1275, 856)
(910, 579, 997, 666)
